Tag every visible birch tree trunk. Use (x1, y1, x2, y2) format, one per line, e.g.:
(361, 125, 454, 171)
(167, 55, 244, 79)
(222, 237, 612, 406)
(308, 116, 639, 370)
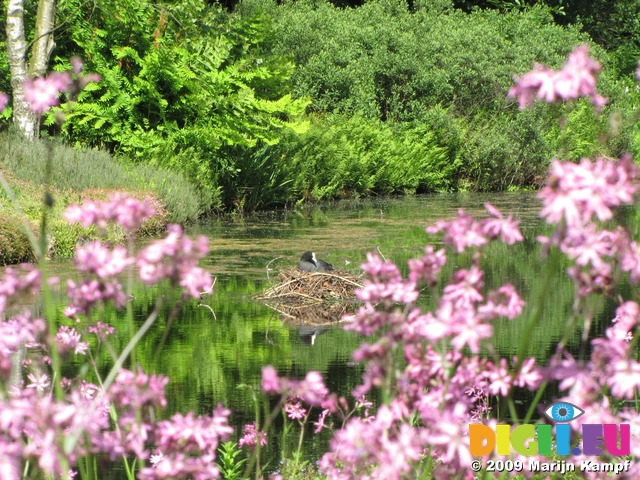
(5, 0, 57, 138)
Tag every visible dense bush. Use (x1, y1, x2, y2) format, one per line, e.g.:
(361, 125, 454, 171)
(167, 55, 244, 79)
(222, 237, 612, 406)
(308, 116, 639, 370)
(206, 112, 461, 209)
(0, 212, 35, 265)
(239, 0, 591, 119)
(459, 106, 555, 190)
(454, 0, 640, 77)
(284, 114, 459, 199)
(235, 0, 635, 192)
(48, 0, 308, 206)
(4, 0, 637, 211)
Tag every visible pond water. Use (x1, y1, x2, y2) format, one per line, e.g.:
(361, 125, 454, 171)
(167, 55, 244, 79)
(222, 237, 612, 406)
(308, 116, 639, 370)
(55, 191, 634, 475)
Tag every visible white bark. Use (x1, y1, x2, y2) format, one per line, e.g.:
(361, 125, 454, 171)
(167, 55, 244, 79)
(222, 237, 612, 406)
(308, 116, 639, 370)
(29, 0, 56, 77)
(5, 0, 57, 138)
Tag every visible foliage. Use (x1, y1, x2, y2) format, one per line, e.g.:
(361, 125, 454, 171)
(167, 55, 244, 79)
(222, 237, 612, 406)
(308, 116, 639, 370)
(4, 40, 640, 480)
(47, 0, 309, 207)
(0, 212, 35, 265)
(235, 0, 634, 193)
(203, 111, 461, 210)
(0, 136, 174, 259)
(454, 0, 640, 77)
(217, 442, 247, 480)
(459, 106, 554, 190)
(280, 113, 460, 201)
(544, 100, 611, 162)
(239, 0, 591, 119)
(214, 142, 297, 211)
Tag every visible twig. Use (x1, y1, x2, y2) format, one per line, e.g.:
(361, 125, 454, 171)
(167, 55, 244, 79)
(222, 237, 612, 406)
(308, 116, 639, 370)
(199, 276, 216, 297)
(265, 256, 282, 285)
(198, 303, 217, 320)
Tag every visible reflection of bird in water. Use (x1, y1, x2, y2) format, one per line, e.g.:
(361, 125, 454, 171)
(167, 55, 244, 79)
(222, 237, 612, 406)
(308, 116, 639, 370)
(298, 325, 329, 345)
(298, 251, 334, 272)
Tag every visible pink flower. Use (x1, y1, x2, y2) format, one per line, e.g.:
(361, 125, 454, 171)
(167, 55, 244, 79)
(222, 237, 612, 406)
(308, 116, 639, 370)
(607, 358, 640, 400)
(293, 371, 329, 407)
(561, 225, 617, 271)
(427, 209, 487, 253)
(136, 225, 212, 298)
(261, 365, 281, 394)
(70, 56, 84, 75)
(442, 265, 484, 307)
(179, 267, 212, 298)
(284, 400, 307, 420)
(0, 265, 41, 316)
(66, 277, 127, 315)
(425, 404, 473, 468)
(63, 193, 156, 234)
(0, 313, 45, 376)
(63, 305, 80, 318)
(27, 373, 51, 393)
(478, 284, 525, 320)
(108, 368, 168, 410)
(320, 408, 426, 480)
(314, 408, 332, 433)
(153, 406, 233, 453)
(508, 44, 606, 110)
(74, 241, 133, 279)
(538, 156, 640, 228)
(56, 326, 89, 355)
(447, 307, 492, 354)
(481, 203, 524, 245)
(620, 239, 640, 285)
(408, 245, 446, 286)
(238, 423, 267, 449)
(611, 301, 640, 339)
(487, 359, 512, 396)
(87, 322, 116, 341)
(513, 357, 542, 390)
(0, 93, 9, 112)
(23, 72, 72, 114)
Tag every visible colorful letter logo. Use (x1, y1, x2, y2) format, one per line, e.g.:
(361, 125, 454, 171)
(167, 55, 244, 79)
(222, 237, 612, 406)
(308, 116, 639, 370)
(469, 402, 630, 457)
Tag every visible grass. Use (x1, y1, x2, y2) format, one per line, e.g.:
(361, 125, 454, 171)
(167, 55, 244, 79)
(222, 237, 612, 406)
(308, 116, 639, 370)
(0, 132, 208, 224)
(0, 132, 202, 263)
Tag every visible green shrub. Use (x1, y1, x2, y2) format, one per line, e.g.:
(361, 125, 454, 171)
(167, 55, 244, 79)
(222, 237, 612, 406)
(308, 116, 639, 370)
(236, 0, 637, 191)
(283, 114, 460, 200)
(0, 213, 35, 265)
(545, 100, 611, 162)
(459, 107, 554, 191)
(239, 0, 593, 120)
(49, 1, 308, 204)
(204, 111, 461, 208)
(214, 142, 296, 211)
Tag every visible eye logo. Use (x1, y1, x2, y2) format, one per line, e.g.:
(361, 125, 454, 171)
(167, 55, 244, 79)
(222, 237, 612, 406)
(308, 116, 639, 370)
(544, 402, 585, 422)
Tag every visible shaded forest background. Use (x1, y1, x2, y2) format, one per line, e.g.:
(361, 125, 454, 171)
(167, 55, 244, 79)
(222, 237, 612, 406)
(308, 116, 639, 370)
(2, 0, 640, 215)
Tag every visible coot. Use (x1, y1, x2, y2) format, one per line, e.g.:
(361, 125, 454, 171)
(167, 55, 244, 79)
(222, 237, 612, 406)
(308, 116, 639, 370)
(298, 251, 334, 272)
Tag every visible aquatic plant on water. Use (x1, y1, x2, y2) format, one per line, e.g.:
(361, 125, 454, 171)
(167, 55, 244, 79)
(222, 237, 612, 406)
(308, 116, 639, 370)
(2, 45, 640, 479)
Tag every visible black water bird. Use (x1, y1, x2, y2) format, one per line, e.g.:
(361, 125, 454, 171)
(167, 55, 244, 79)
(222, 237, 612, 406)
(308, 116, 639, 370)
(298, 251, 334, 272)
(298, 325, 329, 345)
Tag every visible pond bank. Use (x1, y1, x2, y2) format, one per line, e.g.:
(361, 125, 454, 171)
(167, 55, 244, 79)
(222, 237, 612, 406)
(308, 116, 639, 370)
(0, 168, 169, 265)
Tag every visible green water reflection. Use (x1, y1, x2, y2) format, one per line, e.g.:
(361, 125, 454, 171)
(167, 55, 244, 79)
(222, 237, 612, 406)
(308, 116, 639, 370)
(90, 192, 630, 471)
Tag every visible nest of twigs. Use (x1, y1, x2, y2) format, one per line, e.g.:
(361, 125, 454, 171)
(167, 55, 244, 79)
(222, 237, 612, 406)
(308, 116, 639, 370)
(260, 299, 359, 325)
(254, 268, 363, 305)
